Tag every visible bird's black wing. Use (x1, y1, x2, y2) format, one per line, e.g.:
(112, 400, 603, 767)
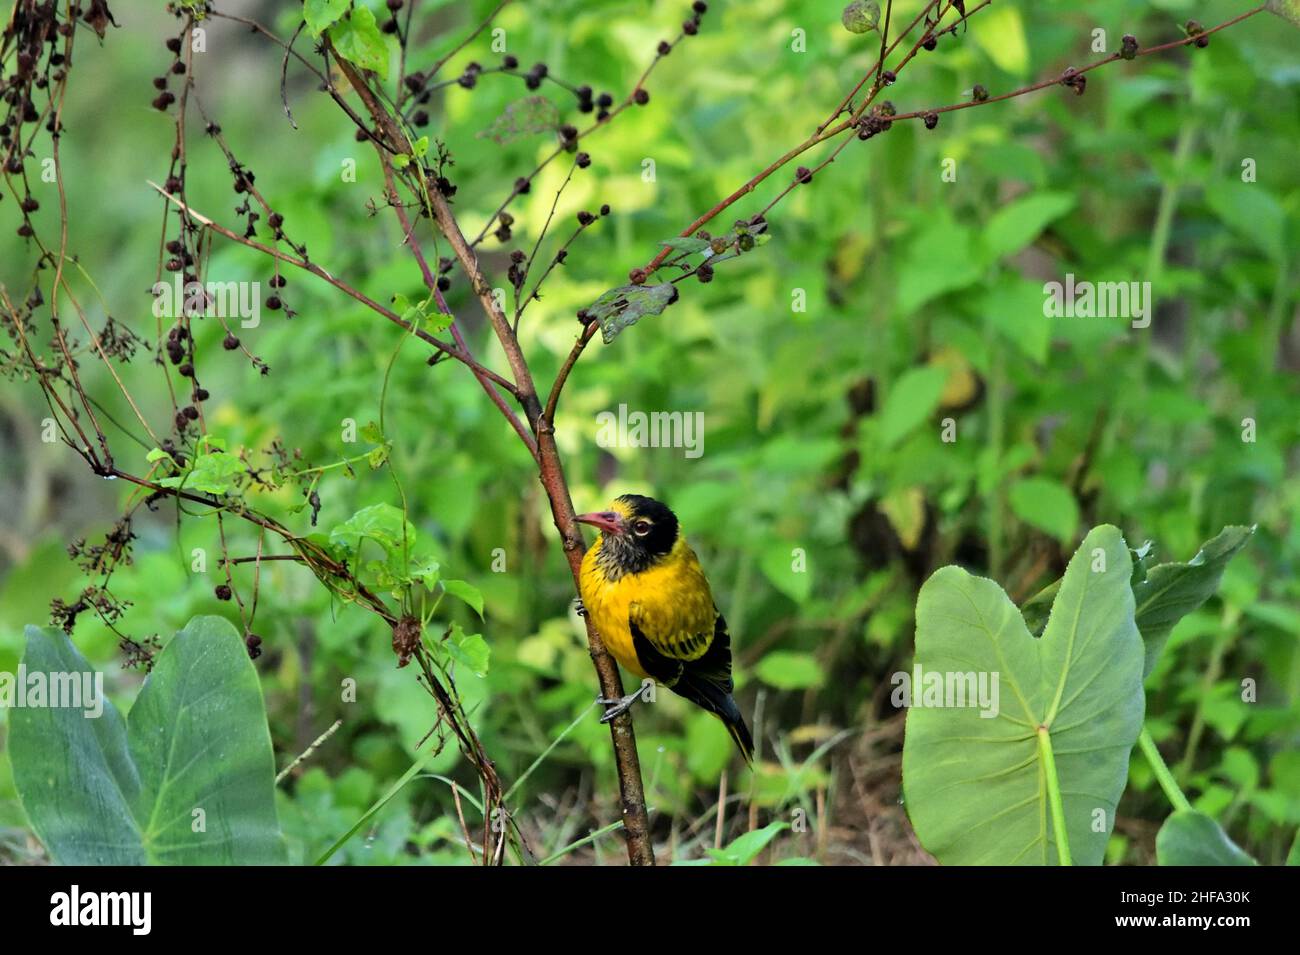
(631, 610, 753, 761)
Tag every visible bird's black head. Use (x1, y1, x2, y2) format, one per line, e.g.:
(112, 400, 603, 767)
(576, 494, 680, 577)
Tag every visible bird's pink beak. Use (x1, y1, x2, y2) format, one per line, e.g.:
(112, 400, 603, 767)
(576, 511, 624, 535)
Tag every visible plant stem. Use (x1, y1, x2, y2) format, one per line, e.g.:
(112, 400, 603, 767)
(1037, 727, 1072, 865)
(1137, 726, 1192, 813)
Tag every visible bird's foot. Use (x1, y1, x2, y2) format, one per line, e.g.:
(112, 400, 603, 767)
(596, 691, 642, 723)
(573, 597, 587, 617)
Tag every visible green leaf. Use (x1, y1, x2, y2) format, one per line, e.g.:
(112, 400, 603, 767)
(1008, 476, 1079, 546)
(1156, 811, 1257, 866)
(328, 6, 389, 79)
(159, 447, 245, 495)
(876, 366, 948, 448)
(970, 5, 1029, 75)
(660, 237, 712, 254)
(708, 821, 789, 864)
(446, 627, 490, 677)
(329, 503, 414, 558)
(10, 617, 286, 864)
(903, 525, 1145, 865)
(1204, 183, 1286, 263)
(1267, 0, 1300, 28)
(840, 1, 880, 34)
(982, 192, 1075, 262)
(978, 276, 1053, 365)
(584, 283, 680, 344)
(1131, 526, 1255, 678)
(895, 221, 982, 314)
(758, 540, 812, 603)
(441, 578, 484, 617)
(303, 0, 350, 39)
(754, 651, 824, 690)
(392, 153, 411, 170)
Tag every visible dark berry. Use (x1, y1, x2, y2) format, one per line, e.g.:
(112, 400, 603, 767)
(215, 584, 232, 600)
(923, 112, 939, 129)
(633, 88, 649, 105)
(222, 333, 240, 350)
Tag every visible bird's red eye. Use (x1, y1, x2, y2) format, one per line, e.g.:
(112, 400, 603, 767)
(633, 520, 651, 535)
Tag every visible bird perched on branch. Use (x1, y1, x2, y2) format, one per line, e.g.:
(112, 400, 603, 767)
(577, 494, 753, 763)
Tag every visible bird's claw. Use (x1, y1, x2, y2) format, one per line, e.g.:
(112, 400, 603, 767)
(573, 597, 587, 617)
(596, 692, 641, 723)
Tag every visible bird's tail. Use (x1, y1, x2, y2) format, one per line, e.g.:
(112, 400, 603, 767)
(720, 696, 754, 765)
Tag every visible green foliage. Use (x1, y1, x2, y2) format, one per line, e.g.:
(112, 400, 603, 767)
(10, 618, 285, 864)
(1156, 811, 1257, 866)
(327, 6, 390, 79)
(904, 526, 1144, 865)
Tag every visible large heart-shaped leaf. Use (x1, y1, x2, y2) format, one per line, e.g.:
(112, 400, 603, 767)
(903, 525, 1145, 865)
(10, 616, 286, 864)
(1156, 811, 1257, 866)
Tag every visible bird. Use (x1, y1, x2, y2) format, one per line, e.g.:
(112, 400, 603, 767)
(576, 493, 753, 763)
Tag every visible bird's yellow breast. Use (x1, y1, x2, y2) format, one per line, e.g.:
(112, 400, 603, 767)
(579, 536, 716, 680)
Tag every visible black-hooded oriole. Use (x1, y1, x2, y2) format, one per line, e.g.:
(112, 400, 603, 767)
(576, 494, 753, 762)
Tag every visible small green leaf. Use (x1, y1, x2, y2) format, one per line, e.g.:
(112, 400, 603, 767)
(754, 651, 824, 690)
(1156, 811, 1257, 866)
(303, 0, 350, 39)
(392, 153, 411, 170)
(411, 136, 430, 157)
(841, 1, 881, 34)
(759, 541, 812, 604)
(441, 578, 484, 617)
(982, 191, 1075, 262)
(1267, 0, 1300, 28)
(876, 366, 948, 448)
(360, 421, 384, 443)
(1008, 477, 1079, 546)
(409, 555, 440, 590)
(970, 5, 1030, 75)
(423, 309, 454, 334)
(709, 822, 789, 864)
(584, 283, 679, 344)
(660, 237, 712, 254)
(328, 6, 390, 79)
(446, 626, 490, 677)
(1131, 526, 1255, 678)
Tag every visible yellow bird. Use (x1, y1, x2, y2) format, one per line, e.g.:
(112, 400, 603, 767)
(577, 494, 753, 762)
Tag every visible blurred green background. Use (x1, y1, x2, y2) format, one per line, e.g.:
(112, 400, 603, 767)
(1, 0, 1297, 865)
